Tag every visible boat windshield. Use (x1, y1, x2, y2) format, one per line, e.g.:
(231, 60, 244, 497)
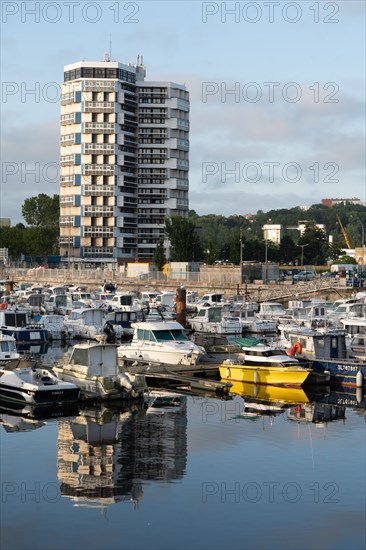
(154, 329, 188, 342)
(1, 341, 16, 352)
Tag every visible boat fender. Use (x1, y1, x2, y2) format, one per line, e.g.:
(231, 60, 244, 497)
(254, 371, 259, 384)
(356, 369, 363, 388)
(356, 387, 362, 404)
(287, 342, 302, 356)
(226, 367, 230, 379)
(118, 372, 133, 392)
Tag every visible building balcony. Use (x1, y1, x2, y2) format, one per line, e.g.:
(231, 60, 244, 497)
(84, 227, 114, 237)
(60, 134, 76, 146)
(84, 122, 115, 134)
(84, 164, 115, 176)
(84, 101, 114, 113)
(60, 175, 75, 186)
(61, 113, 81, 126)
(116, 218, 137, 228)
(60, 155, 76, 166)
(84, 80, 116, 92)
(83, 206, 114, 217)
(59, 196, 74, 206)
(83, 247, 114, 258)
(116, 195, 137, 207)
(83, 185, 114, 196)
(84, 143, 115, 155)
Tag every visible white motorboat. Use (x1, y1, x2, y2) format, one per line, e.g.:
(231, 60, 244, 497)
(187, 306, 242, 335)
(0, 359, 80, 405)
(64, 308, 106, 340)
(53, 342, 148, 400)
(0, 333, 20, 364)
(117, 320, 206, 365)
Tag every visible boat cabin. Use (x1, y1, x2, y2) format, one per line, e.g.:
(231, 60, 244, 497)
(69, 343, 118, 377)
(0, 310, 31, 329)
(280, 326, 347, 360)
(66, 308, 104, 326)
(107, 293, 136, 308)
(258, 302, 287, 319)
(134, 321, 188, 343)
(200, 293, 225, 305)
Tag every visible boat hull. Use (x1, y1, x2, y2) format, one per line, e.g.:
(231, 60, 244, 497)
(311, 359, 366, 387)
(1, 328, 49, 345)
(53, 368, 144, 401)
(0, 384, 79, 405)
(219, 363, 310, 387)
(117, 345, 202, 366)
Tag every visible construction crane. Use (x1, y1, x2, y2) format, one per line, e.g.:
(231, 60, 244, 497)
(336, 214, 352, 249)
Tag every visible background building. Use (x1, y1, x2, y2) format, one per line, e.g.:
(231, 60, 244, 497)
(262, 224, 283, 245)
(59, 56, 189, 266)
(322, 198, 364, 207)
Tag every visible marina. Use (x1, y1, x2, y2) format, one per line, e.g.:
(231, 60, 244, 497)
(1, 282, 366, 550)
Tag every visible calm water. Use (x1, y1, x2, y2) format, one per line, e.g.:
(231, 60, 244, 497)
(1, 347, 365, 550)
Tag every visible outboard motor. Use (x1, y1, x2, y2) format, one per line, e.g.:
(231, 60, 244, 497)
(103, 321, 116, 344)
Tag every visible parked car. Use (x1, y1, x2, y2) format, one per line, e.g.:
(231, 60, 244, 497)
(346, 277, 364, 287)
(293, 271, 316, 281)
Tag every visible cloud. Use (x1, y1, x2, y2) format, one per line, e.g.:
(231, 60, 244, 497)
(1, 118, 59, 223)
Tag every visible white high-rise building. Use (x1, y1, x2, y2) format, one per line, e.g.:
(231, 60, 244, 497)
(59, 56, 189, 265)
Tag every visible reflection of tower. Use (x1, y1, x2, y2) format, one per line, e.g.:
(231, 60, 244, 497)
(57, 396, 188, 508)
(57, 405, 145, 507)
(120, 396, 188, 482)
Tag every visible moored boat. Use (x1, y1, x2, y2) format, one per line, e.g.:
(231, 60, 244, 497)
(219, 338, 311, 387)
(53, 341, 148, 400)
(0, 333, 20, 364)
(117, 320, 206, 366)
(0, 359, 80, 405)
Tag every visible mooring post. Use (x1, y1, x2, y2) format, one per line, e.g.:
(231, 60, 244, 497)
(176, 286, 187, 327)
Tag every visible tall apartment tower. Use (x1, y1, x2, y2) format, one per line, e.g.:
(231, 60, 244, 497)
(59, 56, 189, 265)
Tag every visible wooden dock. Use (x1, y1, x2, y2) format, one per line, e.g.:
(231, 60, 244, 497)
(121, 358, 232, 397)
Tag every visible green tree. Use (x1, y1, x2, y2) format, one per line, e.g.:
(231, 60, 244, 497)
(22, 194, 59, 227)
(165, 216, 201, 261)
(203, 240, 216, 264)
(153, 240, 166, 271)
(336, 255, 357, 265)
(298, 222, 330, 265)
(279, 235, 296, 264)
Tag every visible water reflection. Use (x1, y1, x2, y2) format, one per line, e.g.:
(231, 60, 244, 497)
(227, 381, 366, 424)
(0, 401, 80, 432)
(57, 393, 187, 508)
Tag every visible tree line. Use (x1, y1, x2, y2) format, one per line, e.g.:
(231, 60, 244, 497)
(1, 194, 365, 267)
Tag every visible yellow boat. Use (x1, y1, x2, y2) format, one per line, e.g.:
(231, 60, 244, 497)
(220, 339, 312, 387)
(220, 361, 310, 387)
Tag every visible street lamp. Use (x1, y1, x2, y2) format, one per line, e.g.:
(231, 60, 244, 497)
(240, 228, 243, 265)
(297, 244, 309, 267)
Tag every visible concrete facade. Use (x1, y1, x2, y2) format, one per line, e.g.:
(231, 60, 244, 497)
(59, 57, 189, 265)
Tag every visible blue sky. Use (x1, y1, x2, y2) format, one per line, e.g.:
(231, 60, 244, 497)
(1, 0, 365, 223)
